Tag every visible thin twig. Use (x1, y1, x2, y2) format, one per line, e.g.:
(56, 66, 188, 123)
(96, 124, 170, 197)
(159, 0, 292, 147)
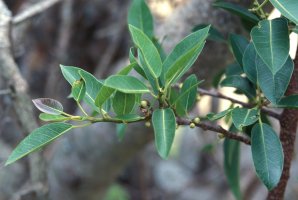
(177, 118, 251, 145)
(198, 88, 281, 120)
(12, 0, 63, 25)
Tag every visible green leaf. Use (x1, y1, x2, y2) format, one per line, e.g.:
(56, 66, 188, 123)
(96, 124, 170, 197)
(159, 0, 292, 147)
(256, 56, 294, 104)
(192, 24, 225, 42)
(251, 122, 284, 190)
(251, 18, 289, 74)
(114, 114, 144, 122)
(175, 75, 200, 112)
(152, 108, 176, 159)
(129, 47, 147, 78)
(104, 75, 150, 94)
(232, 107, 259, 130)
(117, 63, 136, 75)
(213, 1, 259, 24)
(39, 113, 70, 122)
(6, 123, 73, 165)
(206, 108, 232, 121)
(225, 62, 243, 77)
(71, 79, 86, 101)
(60, 65, 103, 112)
(220, 75, 256, 99)
(32, 98, 63, 115)
(276, 94, 298, 108)
(269, 0, 298, 24)
(164, 26, 210, 85)
(128, 0, 153, 38)
(128, 25, 162, 78)
(112, 91, 135, 115)
(169, 88, 186, 117)
(116, 124, 127, 142)
(224, 135, 242, 200)
(242, 43, 258, 84)
(95, 86, 115, 109)
(229, 34, 249, 66)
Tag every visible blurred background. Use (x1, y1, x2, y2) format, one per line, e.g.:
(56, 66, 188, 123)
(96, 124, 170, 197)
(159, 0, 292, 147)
(0, 0, 298, 200)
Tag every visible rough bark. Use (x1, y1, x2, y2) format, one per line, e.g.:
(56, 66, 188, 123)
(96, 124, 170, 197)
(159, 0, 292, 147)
(267, 55, 298, 199)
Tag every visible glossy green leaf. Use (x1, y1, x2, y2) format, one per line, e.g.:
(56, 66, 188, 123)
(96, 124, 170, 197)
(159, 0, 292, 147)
(6, 123, 73, 165)
(229, 34, 249, 66)
(192, 24, 225, 42)
(175, 75, 199, 112)
(116, 124, 127, 141)
(128, 0, 153, 38)
(224, 135, 242, 200)
(276, 94, 298, 108)
(60, 65, 103, 112)
(152, 38, 167, 61)
(256, 56, 293, 104)
(71, 79, 86, 101)
(95, 86, 114, 109)
(220, 75, 256, 99)
(251, 122, 284, 190)
(270, 0, 298, 24)
(104, 75, 149, 94)
(39, 113, 70, 122)
(207, 108, 232, 121)
(242, 43, 258, 84)
(114, 114, 144, 122)
(213, 1, 259, 24)
(128, 25, 162, 78)
(32, 98, 63, 115)
(117, 63, 136, 75)
(169, 88, 186, 117)
(152, 108, 176, 159)
(225, 62, 243, 77)
(164, 26, 210, 85)
(232, 107, 259, 130)
(112, 91, 135, 115)
(251, 18, 289, 74)
(129, 47, 147, 78)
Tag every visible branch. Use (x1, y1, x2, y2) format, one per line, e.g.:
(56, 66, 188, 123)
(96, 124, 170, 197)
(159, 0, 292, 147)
(198, 88, 281, 120)
(12, 0, 63, 25)
(177, 118, 251, 145)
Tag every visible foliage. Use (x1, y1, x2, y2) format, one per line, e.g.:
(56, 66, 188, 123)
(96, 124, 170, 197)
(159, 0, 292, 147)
(6, 0, 298, 199)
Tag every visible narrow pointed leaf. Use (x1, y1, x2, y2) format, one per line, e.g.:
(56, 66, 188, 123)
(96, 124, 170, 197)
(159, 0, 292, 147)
(128, 0, 153, 38)
(114, 114, 144, 122)
(32, 98, 63, 115)
(39, 113, 70, 122)
(112, 91, 135, 115)
(229, 34, 249, 66)
(169, 88, 186, 117)
(207, 108, 233, 121)
(6, 123, 73, 165)
(276, 94, 298, 108)
(242, 43, 258, 84)
(232, 107, 259, 130)
(117, 63, 136, 75)
(220, 75, 256, 99)
(256, 56, 293, 104)
(192, 24, 225, 42)
(128, 25, 162, 78)
(251, 122, 284, 190)
(164, 26, 210, 85)
(224, 135, 242, 200)
(152, 108, 176, 159)
(116, 124, 127, 141)
(251, 18, 289, 74)
(269, 0, 298, 24)
(95, 86, 115, 108)
(104, 75, 149, 94)
(71, 79, 86, 101)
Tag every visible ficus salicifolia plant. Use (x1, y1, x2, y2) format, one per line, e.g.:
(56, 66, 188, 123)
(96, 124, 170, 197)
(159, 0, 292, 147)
(5, 0, 298, 199)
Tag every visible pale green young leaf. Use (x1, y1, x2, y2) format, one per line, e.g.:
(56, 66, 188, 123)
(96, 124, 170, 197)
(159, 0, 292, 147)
(32, 98, 63, 115)
(128, 0, 153, 38)
(251, 122, 284, 190)
(256, 56, 293, 104)
(128, 25, 162, 78)
(39, 113, 70, 122)
(104, 75, 150, 94)
(152, 108, 176, 159)
(251, 18, 289, 74)
(229, 34, 249, 66)
(6, 123, 73, 165)
(71, 79, 86, 102)
(112, 91, 135, 115)
(164, 26, 210, 85)
(269, 0, 298, 24)
(231, 107, 259, 130)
